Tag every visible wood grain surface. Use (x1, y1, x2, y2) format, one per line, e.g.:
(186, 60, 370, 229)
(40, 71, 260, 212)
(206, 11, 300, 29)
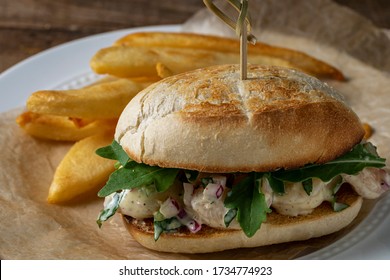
(0, 0, 389, 73)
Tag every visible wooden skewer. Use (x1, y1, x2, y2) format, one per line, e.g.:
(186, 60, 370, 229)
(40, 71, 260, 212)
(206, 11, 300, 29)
(240, 18, 247, 80)
(203, 0, 255, 80)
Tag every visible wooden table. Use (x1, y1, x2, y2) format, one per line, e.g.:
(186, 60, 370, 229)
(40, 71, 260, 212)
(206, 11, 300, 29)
(1, 0, 389, 73)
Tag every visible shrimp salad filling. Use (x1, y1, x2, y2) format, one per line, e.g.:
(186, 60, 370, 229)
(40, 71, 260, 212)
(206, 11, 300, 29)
(96, 140, 389, 240)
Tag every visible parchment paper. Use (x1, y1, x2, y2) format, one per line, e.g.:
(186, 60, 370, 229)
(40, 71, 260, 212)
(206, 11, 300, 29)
(1, 0, 389, 259)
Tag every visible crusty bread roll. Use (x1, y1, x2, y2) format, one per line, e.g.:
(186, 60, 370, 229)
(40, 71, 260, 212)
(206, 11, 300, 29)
(123, 187, 362, 253)
(115, 64, 364, 173)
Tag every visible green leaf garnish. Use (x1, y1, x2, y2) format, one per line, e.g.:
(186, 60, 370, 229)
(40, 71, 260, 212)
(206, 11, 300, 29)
(332, 201, 349, 212)
(224, 208, 237, 227)
(224, 173, 271, 237)
(201, 177, 213, 187)
(330, 176, 349, 212)
(273, 143, 385, 183)
(264, 173, 285, 194)
(332, 176, 344, 194)
(96, 191, 125, 227)
(98, 161, 179, 197)
(154, 217, 182, 241)
(302, 178, 313, 195)
(185, 170, 199, 183)
(96, 140, 130, 167)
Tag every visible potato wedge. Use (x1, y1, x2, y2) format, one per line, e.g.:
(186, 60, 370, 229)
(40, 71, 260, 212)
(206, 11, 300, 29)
(114, 32, 231, 50)
(91, 44, 343, 81)
(47, 132, 115, 204)
(27, 78, 149, 119)
(16, 112, 117, 141)
(114, 32, 345, 80)
(156, 62, 174, 78)
(90, 45, 249, 78)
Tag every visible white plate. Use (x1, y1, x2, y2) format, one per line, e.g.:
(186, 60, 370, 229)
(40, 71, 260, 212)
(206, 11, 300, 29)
(304, 194, 390, 259)
(1, 25, 389, 260)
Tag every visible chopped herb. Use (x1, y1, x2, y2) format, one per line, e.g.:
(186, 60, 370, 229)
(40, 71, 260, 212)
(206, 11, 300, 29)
(224, 172, 271, 237)
(201, 177, 213, 187)
(224, 208, 237, 227)
(302, 178, 313, 195)
(154, 217, 182, 241)
(185, 170, 199, 183)
(96, 191, 125, 228)
(332, 176, 344, 194)
(264, 173, 285, 194)
(332, 200, 349, 212)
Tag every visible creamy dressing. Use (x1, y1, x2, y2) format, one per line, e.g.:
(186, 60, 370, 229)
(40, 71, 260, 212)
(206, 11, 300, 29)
(118, 188, 161, 219)
(112, 168, 389, 229)
(342, 167, 390, 199)
(104, 179, 183, 219)
(267, 178, 335, 216)
(184, 186, 240, 229)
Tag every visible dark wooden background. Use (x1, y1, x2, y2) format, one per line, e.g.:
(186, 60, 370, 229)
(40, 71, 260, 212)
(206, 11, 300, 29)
(1, 0, 389, 73)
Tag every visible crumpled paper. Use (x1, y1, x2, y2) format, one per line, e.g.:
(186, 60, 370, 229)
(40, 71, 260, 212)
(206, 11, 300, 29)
(1, 0, 389, 259)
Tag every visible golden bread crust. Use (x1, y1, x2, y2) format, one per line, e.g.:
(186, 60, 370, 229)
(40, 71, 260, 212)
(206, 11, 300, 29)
(122, 187, 362, 253)
(115, 65, 364, 172)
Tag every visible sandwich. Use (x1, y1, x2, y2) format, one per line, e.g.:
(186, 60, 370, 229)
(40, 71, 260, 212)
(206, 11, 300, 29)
(96, 64, 389, 253)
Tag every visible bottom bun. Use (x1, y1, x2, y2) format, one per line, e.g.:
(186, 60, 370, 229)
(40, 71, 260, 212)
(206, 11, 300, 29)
(122, 187, 362, 254)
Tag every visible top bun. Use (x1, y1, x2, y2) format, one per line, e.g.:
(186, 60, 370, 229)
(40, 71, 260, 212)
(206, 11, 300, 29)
(115, 64, 364, 173)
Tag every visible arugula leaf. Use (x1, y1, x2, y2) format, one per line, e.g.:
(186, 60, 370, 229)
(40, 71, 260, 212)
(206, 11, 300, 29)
(224, 173, 271, 237)
(96, 140, 130, 167)
(302, 178, 313, 195)
(273, 143, 386, 183)
(98, 161, 179, 197)
(329, 176, 349, 212)
(96, 191, 125, 227)
(264, 173, 285, 194)
(332, 176, 344, 194)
